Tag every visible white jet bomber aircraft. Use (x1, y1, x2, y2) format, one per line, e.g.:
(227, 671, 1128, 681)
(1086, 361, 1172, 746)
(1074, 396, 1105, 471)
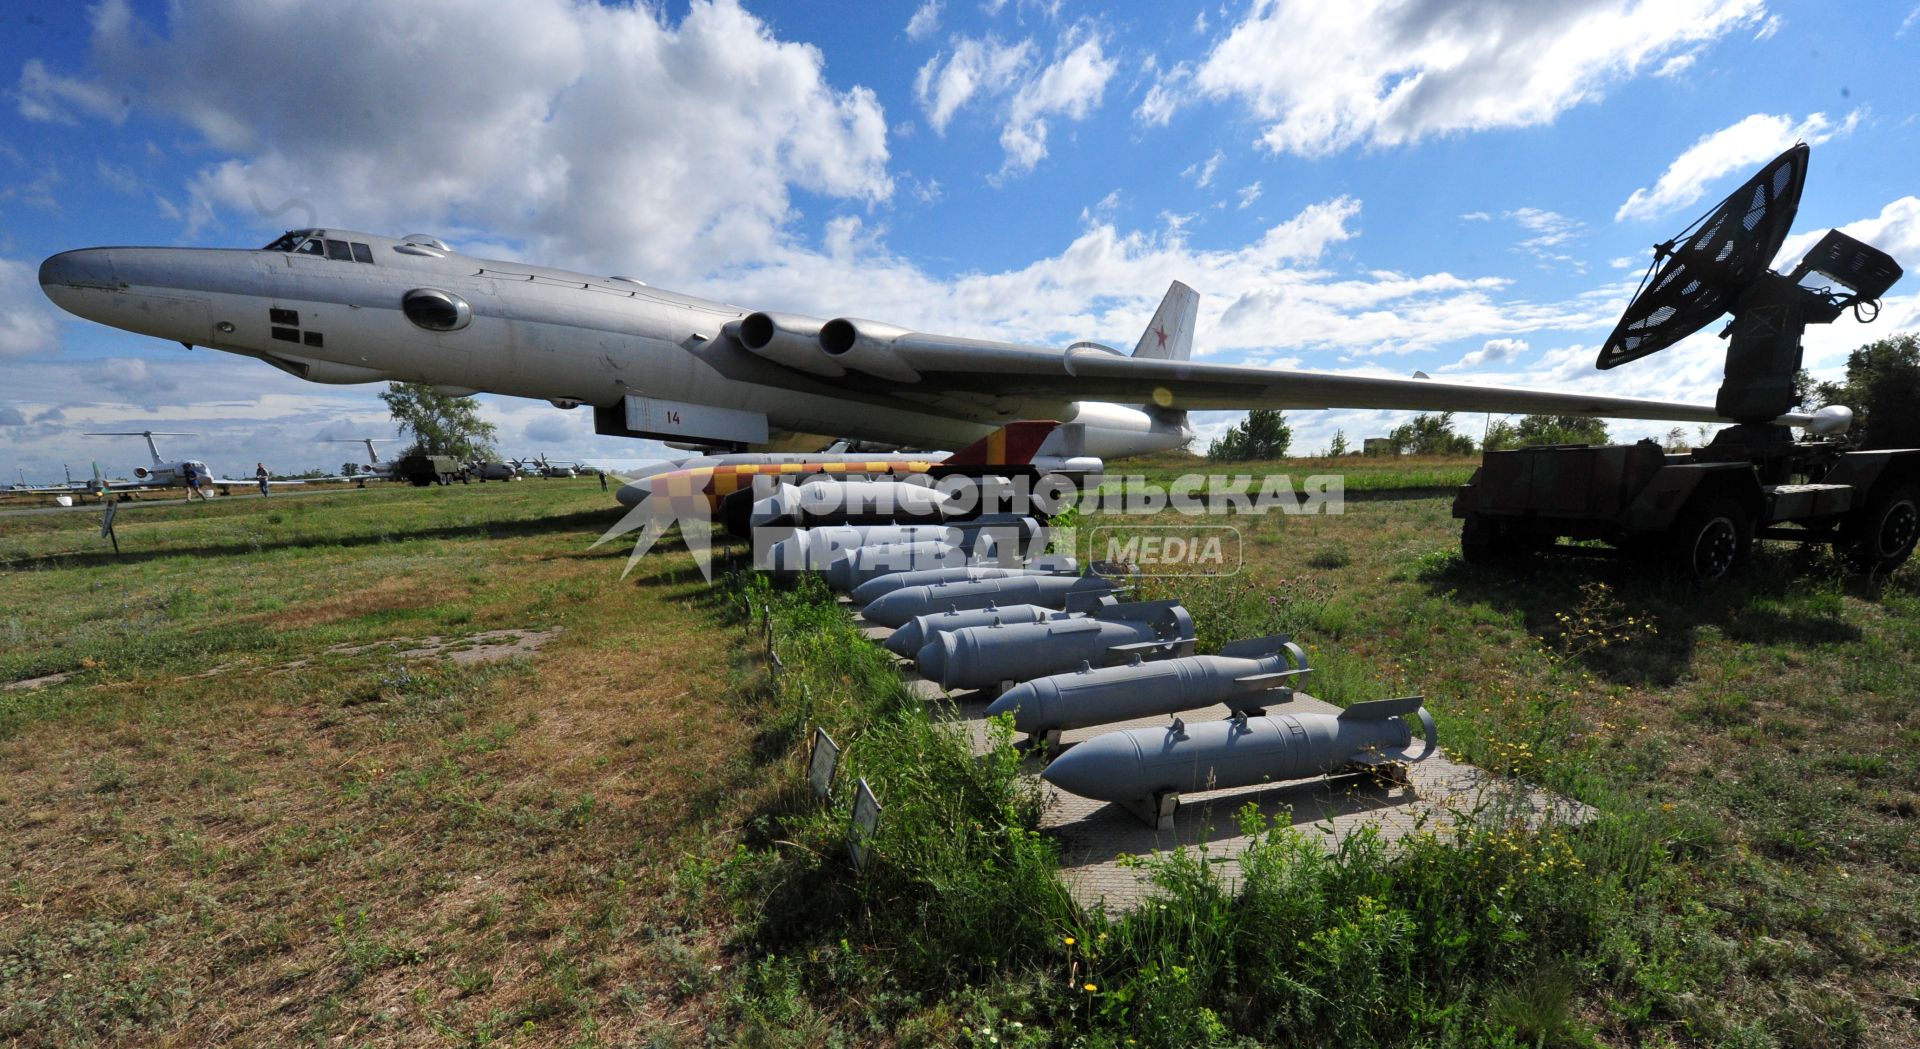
(38, 228, 1829, 458)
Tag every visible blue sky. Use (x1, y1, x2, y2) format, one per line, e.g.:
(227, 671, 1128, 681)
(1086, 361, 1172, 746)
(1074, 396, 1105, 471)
(3, 0, 1918, 480)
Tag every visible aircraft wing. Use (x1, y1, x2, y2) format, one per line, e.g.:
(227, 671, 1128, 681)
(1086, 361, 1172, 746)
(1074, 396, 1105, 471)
(718, 298, 1746, 424)
(872, 333, 1724, 423)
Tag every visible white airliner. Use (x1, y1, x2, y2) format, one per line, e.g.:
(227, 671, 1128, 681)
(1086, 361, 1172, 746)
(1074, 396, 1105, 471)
(325, 437, 398, 481)
(39, 228, 1792, 459)
(88, 430, 307, 494)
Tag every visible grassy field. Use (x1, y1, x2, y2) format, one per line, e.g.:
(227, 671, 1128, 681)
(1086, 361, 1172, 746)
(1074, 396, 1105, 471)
(2, 460, 1917, 1046)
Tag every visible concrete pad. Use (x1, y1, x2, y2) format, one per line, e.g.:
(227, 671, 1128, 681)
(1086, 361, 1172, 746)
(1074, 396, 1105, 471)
(924, 679, 1588, 914)
(838, 588, 1587, 913)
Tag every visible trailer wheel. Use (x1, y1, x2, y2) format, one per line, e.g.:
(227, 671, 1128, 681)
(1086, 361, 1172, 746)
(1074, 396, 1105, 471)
(1668, 496, 1750, 583)
(1461, 516, 1500, 563)
(1840, 483, 1920, 575)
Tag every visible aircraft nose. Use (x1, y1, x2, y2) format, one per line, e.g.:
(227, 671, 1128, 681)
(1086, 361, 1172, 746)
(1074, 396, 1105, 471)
(39, 249, 117, 294)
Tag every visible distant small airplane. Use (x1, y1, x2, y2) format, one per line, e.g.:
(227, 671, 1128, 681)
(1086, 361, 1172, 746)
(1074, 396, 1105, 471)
(2, 463, 137, 503)
(87, 430, 310, 495)
(325, 437, 399, 481)
(524, 454, 578, 478)
(40, 227, 1797, 464)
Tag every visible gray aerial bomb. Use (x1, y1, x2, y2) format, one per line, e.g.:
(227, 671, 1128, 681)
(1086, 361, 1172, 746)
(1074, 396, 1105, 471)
(882, 591, 1119, 657)
(862, 571, 1128, 628)
(849, 556, 1079, 605)
(984, 634, 1310, 736)
(750, 478, 952, 528)
(951, 515, 1047, 560)
(916, 600, 1193, 691)
(1040, 696, 1438, 828)
(756, 524, 960, 574)
(822, 541, 968, 590)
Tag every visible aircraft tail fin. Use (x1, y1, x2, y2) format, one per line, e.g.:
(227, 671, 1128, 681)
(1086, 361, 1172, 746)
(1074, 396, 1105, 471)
(1131, 281, 1198, 362)
(944, 421, 1061, 466)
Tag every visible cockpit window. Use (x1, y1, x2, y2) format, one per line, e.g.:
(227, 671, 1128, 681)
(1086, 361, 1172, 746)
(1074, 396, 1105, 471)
(264, 229, 377, 263)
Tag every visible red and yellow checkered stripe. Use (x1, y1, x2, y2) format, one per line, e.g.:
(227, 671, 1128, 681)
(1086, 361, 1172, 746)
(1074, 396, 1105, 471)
(645, 459, 940, 513)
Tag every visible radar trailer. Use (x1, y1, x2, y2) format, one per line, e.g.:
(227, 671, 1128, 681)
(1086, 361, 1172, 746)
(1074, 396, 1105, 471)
(1453, 144, 1916, 582)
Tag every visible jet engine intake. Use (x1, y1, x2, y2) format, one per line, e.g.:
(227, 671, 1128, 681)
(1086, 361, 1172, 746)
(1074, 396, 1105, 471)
(736, 312, 845, 377)
(818, 318, 921, 382)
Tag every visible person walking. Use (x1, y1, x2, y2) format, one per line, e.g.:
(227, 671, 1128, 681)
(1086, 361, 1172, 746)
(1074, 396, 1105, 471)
(256, 462, 270, 496)
(184, 462, 208, 501)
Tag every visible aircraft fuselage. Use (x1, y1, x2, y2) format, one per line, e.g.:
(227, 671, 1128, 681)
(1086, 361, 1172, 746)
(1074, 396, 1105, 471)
(40, 230, 1186, 456)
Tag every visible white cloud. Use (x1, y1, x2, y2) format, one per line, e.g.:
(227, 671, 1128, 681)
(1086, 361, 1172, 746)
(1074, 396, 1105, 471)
(1146, 0, 1767, 156)
(915, 35, 1033, 133)
(1503, 208, 1587, 269)
(1615, 110, 1861, 222)
(15, 58, 129, 124)
(1654, 52, 1697, 79)
(1182, 149, 1224, 188)
(997, 30, 1116, 176)
(906, 1, 942, 41)
(95, 357, 178, 401)
(680, 194, 1621, 376)
(40, 0, 892, 283)
(1754, 14, 1784, 39)
(1080, 188, 1121, 222)
(1236, 182, 1262, 210)
(1134, 62, 1189, 127)
(1507, 208, 1580, 245)
(524, 412, 583, 445)
(913, 24, 1114, 177)
(0, 257, 60, 359)
(1445, 337, 1529, 371)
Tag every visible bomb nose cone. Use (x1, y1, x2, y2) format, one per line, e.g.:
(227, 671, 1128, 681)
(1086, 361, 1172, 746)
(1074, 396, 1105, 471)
(883, 620, 924, 656)
(822, 554, 861, 591)
(860, 589, 918, 628)
(748, 485, 800, 527)
(984, 681, 1034, 725)
(915, 634, 952, 680)
(1038, 731, 1140, 801)
(852, 572, 913, 605)
(613, 480, 652, 508)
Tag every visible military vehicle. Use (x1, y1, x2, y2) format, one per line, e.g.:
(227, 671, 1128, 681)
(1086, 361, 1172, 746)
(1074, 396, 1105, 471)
(393, 454, 470, 486)
(1453, 145, 1915, 581)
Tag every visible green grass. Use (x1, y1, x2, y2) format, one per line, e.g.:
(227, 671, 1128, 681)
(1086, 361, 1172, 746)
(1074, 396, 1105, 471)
(4, 469, 1918, 1046)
